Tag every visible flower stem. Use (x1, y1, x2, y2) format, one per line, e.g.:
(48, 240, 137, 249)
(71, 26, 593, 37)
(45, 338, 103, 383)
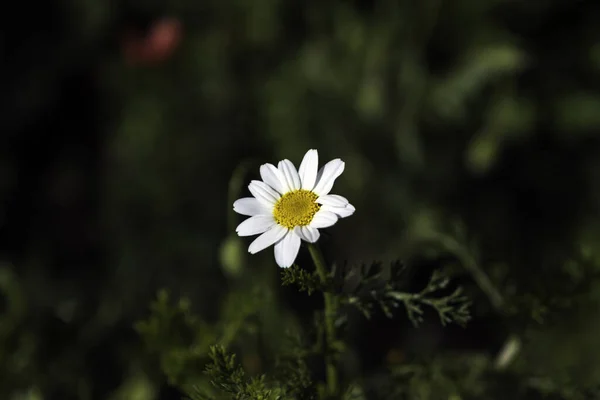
(307, 243, 338, 397)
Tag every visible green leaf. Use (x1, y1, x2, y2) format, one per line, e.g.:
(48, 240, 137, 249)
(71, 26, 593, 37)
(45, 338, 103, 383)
(336, 261, 471, 326)
(281, 265, 322, 295)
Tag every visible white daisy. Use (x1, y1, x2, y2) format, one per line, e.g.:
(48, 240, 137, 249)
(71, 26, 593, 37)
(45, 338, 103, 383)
(233, 149, 355, 268)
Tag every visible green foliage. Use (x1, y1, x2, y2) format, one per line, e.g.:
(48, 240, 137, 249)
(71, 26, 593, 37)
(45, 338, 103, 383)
(388, 353, 492, 400)
(3, 0, 600, 398)
(135, 289, 215, 388)
(0, 267, 34, 395)
(192, 345, 277, 400)
(136, 286, 269, 392)
(335, 261, 471, 326)
(281, 266, 322, 296)
(190, 339, 318, 400)
(137, 253, 472, 399)
(504, 248, 600, 326)
(387, 351, 600, 400)
(388, 269, 471, 327)
(272, 331, 317, 400)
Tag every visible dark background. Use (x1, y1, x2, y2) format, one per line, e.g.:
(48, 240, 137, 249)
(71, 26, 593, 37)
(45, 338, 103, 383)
(1, 0, 600, 398)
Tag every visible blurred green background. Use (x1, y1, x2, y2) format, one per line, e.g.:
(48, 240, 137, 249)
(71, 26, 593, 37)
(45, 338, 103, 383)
(1, 0, 600, 398)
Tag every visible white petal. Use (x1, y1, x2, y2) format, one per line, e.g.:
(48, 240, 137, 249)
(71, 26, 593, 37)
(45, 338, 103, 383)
(312, 159, 345, 196)
(233, 197, 270, 216)
(248, 180, 280, 205)
(293, 226, 320, 243)
(308, 210, 338, 229)
(274, 230, 302, 268)
(321, 203, 355, 218)
(248, 225, 288, 254)
(278, 159, 301, 191)
(317, 194, 349, 207)
(260, 163, 287, 194)
(298, 149, 319, 190)
(236, 215, 275, 236)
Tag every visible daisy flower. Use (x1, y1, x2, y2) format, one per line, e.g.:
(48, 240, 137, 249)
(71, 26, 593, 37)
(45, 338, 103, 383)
(233, 149, 355, 268)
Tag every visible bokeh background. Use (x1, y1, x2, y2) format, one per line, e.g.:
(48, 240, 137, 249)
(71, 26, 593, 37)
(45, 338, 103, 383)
(2, 0, 600, 398)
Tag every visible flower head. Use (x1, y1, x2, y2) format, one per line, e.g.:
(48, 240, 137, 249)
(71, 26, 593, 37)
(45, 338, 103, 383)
(233, 149, 355, 268)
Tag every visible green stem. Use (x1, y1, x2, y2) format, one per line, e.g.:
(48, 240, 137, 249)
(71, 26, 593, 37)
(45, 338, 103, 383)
(308, 243, 338, 397)
(439, 234, 504, 311)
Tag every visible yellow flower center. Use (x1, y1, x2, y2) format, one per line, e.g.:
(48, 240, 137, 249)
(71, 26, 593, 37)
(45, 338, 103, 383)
(273, 190, 320, 229)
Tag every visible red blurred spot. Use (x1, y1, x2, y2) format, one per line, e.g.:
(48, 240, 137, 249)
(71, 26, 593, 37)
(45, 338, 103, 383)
(121, 18, 183, 66)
